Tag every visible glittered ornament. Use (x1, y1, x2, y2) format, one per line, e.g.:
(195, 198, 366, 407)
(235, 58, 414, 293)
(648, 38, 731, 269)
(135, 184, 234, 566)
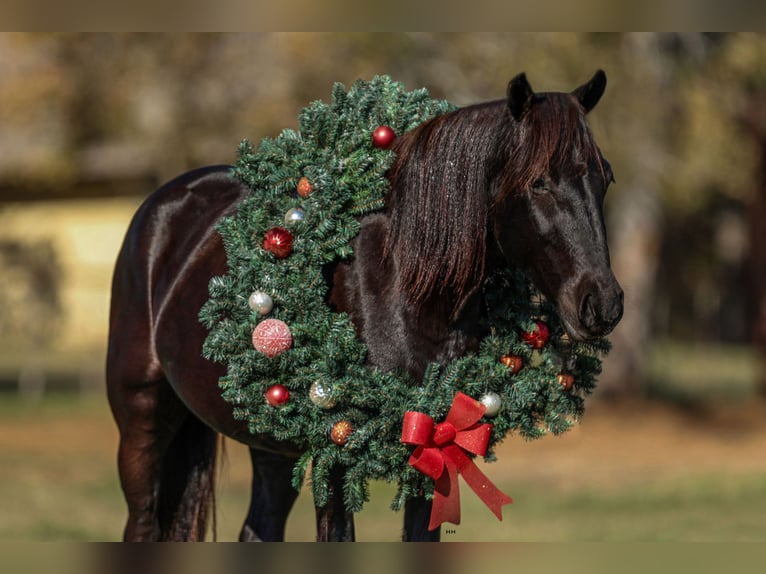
(330, 420, 353, 445)
(262, 227, 293, 259)
(265, 384, 290, 406)
(521, 321, 550, 349)
(252, 318, 293, 358)
(557, 373, 575, 391)
(372, 125, 396, 149)
(309, 381, 336, 409)
(500, 354, 523, 374)
(296, 176, 313, 198)
(284, 207, 305, 226)
(480, 392, 502, 417)
(248, 290, 273, 315)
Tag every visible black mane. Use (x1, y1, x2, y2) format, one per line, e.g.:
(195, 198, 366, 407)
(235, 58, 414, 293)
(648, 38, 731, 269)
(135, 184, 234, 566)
(384, 101, 511, 311)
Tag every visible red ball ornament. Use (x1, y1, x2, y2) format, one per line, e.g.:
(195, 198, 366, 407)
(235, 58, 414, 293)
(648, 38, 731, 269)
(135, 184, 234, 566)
(296, 176, 313, 198)
(500, 354, 523, 374)
(521, 321, 550, 349)
(262, 226, 293, 259)
(372, 125, 396, 149)
(557, 373, 575, 391)
(265, 384, 290, 406)
(252, 318, 293, 358)
(330, 420, 353, 445)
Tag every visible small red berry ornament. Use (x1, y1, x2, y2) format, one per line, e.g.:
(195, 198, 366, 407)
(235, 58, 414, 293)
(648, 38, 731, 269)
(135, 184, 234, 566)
(330, 420, 353, 445)
(252, 318, 293, 358)
(262, 227, 294, 259)
(372, 125, 396, 149)
(500, 354, 523, 374)
(265, 384, 290, 406)
(521, 321, 550, 349)
(557, 373, 575, 391)
(296, 176, 313, 198)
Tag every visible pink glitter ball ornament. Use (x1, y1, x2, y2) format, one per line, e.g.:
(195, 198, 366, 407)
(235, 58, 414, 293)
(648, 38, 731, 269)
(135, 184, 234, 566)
(252, 318, 293, 358)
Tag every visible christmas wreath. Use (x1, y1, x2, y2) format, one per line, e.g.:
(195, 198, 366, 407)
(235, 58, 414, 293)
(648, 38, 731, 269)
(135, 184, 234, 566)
(199, 76, 610, 527)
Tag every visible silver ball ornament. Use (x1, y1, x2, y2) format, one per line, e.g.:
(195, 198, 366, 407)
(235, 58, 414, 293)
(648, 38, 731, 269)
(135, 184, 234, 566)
(309, 381, 336, 409)
(480, 392, 502, 417)
(248, 290, 273, 315)
(284, 207, 305, 226)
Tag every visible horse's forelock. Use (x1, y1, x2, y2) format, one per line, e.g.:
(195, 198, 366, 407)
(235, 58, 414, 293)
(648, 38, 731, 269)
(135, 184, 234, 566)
(498, 93, 605, 200)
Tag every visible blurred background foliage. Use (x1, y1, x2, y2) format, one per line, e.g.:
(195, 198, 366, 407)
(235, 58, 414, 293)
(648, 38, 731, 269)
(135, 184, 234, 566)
(2, 32, 765, 400)
(2, 32, 766, 542)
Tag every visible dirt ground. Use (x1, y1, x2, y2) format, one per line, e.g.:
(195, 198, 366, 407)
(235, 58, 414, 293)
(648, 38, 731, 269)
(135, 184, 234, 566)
(2, 394, 766, 541)
(490, 397, 766, 493)
(4, 396, 765, 492)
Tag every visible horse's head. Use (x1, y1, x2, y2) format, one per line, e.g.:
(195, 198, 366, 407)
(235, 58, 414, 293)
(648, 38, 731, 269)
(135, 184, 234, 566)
(491, 70, 623, 340)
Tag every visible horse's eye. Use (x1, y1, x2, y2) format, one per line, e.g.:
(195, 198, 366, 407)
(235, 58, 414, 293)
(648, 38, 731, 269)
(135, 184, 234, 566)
(531, 178, 547, 191)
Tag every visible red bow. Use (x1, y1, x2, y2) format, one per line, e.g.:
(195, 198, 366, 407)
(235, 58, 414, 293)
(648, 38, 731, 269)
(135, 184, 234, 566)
(401, 392, 513, 531)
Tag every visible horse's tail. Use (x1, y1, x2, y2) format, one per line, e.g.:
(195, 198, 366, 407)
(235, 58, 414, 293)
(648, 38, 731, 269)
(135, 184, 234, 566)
(157, 414, 219, 541)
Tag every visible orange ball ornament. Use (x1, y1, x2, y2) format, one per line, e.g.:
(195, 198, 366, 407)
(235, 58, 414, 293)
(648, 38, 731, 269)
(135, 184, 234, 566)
(557, 373, 575, 391)
(500, 354, 523, 374)
(330, 420, 353, 445)
(296, 176, 313, 198)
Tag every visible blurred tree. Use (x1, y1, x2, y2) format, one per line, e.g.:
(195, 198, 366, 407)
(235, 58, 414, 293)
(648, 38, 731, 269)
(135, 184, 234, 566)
(596, 33, 763, 396)
(2, 32, 764, 397)
(745, 95, 766, 396)
(729, 35, 766, 397)
(0, 33, 71, 190)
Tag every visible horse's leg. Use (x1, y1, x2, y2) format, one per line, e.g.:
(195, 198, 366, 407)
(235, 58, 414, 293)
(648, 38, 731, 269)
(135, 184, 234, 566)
(107, 306, 216, 541)
(110, 376, 219, 541)
(157, 411, 218, 541)
(108, 375, 188, 541)
(239, 449, 301, 541)
(402, 497, 441, 541)
(315, 466, 355, 541)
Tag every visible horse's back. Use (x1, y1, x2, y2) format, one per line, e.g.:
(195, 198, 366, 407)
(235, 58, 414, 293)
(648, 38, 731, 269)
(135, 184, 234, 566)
(114, 165, 244, 296)
(107, 165, 251, 433)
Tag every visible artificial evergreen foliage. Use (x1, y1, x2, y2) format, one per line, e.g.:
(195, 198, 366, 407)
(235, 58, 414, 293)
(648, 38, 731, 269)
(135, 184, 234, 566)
(198, 76, 610, 513)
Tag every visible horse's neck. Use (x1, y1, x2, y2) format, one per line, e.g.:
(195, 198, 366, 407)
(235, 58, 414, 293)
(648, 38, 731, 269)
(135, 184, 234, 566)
(328, 214, 486, 383)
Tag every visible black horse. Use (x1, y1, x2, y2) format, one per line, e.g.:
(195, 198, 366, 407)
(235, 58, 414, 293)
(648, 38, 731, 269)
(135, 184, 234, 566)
(107, 71, 623, 542)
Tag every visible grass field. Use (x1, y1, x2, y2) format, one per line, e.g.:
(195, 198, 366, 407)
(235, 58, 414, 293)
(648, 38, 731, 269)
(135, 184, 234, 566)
(1, 384, 765, 542)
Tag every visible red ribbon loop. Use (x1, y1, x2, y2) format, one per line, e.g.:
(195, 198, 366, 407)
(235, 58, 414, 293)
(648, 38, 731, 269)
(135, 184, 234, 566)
(401, 392, 514, 530)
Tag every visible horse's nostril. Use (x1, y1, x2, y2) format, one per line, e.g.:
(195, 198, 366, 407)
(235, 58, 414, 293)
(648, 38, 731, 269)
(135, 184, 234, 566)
(578, 287, 623, 334)
(579, 292, 597, 328)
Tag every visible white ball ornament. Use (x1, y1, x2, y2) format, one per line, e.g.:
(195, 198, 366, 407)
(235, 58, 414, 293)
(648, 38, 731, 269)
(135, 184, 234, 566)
(284, 207, 305, 226)
(480, 392, 502, 417)
(309, 381, 336, 409)
(248, 290, 274, 316)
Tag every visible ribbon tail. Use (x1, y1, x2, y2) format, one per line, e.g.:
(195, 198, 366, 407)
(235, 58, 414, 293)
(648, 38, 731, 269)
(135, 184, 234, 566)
(460, 459, 513, 521)
(428, 461, 460, 531)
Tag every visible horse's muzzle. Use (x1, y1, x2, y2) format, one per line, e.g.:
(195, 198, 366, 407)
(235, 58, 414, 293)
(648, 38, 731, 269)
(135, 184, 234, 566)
(577, 280, 624, 338)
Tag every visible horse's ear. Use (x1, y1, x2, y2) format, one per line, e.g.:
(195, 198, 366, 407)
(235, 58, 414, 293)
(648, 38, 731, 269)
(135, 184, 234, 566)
(573, 69, 607, 113)
(507, 72, 534, 120)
